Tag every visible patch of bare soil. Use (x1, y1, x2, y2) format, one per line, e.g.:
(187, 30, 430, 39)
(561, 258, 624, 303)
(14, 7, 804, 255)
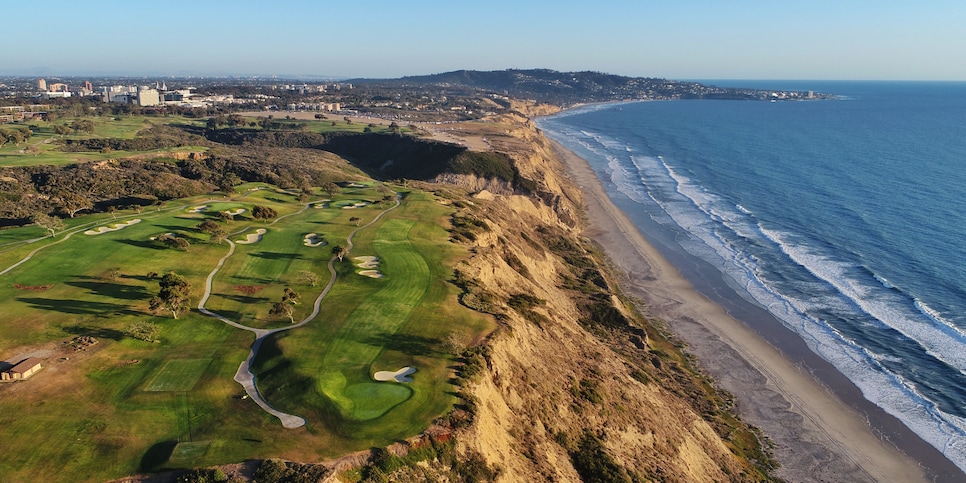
(233, 285, 265, 295)
(13, 283, 53, 291)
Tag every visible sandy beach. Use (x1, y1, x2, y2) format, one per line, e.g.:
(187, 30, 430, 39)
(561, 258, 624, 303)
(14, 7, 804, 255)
(551, 141, 964, 482)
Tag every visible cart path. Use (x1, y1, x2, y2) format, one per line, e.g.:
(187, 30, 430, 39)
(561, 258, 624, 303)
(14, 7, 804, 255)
(197, 192, 401, 428)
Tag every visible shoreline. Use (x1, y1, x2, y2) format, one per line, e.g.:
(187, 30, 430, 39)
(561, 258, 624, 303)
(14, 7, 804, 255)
(549, 139, 964, 482)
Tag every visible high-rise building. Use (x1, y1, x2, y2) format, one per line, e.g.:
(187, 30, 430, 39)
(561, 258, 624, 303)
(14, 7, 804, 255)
(37, 78, 47, 91)
(84, 81, 93, 92)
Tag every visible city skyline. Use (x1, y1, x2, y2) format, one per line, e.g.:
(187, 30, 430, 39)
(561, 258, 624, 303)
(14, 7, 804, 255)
(3, 0, 965, 81)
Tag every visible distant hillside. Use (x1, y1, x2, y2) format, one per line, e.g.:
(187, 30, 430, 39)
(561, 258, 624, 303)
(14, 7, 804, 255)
(351, 69, 824, 105)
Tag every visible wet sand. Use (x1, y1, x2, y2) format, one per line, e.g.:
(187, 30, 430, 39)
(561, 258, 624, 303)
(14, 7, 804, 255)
(551, 140, 964, 482)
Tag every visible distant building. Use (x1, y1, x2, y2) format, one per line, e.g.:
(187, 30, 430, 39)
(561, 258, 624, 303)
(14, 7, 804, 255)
(84, 81, 93, 92)
(103, 85, 137, 103)
(41, 91, 72, 99)
(48, 83, 69, 93)
(37, 78, 46, 91)
(136, 87, 161, 106)
(1, 357, 43, 382)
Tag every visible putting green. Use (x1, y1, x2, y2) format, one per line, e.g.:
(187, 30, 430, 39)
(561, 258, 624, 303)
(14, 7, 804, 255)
(344, 383, 413, 420)
(145, 359, 212, 392)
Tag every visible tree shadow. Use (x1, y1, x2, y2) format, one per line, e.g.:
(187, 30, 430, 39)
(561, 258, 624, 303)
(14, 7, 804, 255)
(217, 293, 268, 305)
(122, 274, 157, 282)
(364, 333, 440, 357)
(61, 324, 126, 341)
(203, 309, 244, 321)
(250, 252, 303, 260)
(116, 239, 166, 250)
(139, 440, 178, 472)
(65, 280, 149, 301)
(17, 297, 137, 316)
(153, 225, 197, 233)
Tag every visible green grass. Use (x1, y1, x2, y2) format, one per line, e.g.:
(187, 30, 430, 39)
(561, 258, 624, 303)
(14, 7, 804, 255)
(0, 182, 493, 482)
(0, 115, 207, 167)
(316, 218, 430, 419)
(145, 359, 213, 392)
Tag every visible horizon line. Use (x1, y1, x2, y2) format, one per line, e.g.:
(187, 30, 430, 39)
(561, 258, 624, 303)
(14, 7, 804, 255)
(2, 70, 966, 84)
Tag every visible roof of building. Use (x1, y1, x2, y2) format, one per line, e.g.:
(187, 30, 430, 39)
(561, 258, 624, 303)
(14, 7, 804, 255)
(9, 357, 42, 374)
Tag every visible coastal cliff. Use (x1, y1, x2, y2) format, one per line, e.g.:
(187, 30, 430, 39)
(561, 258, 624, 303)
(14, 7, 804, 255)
(433, 113, 777, 481)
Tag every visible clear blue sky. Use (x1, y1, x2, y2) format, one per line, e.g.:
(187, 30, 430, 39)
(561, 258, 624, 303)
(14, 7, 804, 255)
(4, 0, 964, 80)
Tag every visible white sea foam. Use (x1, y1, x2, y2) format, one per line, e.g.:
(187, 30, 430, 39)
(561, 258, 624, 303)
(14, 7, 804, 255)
(917, 299, 966, 340)
(875, 273, 895, 289)
(759, 225, 966, 373)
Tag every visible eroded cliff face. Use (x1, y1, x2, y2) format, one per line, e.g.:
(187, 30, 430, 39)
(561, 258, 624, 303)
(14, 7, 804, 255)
(447, 117, 774, 482)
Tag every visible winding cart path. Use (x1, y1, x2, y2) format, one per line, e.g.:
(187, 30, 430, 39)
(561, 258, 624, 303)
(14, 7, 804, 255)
(196, 193, 401, 428)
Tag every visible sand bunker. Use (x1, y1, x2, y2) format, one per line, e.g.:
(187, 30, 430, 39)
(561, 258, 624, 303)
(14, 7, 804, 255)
(373, 366, 415, 383)
(309, 200, 330, 209)
(187, 205, 208, 213)
(354, 256, 383, 278)
(236, 228, 267, 244)
(354, 256, 379, 269)
(84, 219, 141, 235)
(341, 201, 370, 210)
(225, 208, 246, 216)
(303, 233, 327, 247)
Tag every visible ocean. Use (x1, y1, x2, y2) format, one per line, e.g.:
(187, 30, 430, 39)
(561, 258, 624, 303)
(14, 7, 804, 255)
(536, 81, 966, 471)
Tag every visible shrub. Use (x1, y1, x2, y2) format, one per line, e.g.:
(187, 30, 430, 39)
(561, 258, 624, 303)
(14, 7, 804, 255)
(125, 321, 160, 342)
(569, 432, 632, 483)
(253, 458, 290, 483)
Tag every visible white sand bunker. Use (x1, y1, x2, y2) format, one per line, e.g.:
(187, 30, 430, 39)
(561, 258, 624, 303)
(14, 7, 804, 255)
(341, 201, 370, 210)
(187, 205, 208, 213)
(309, 200, 330, 209)
(224, 208, 246, 216)
(236, 228, 267, 244)
(303, 233, 327, 247)
(84, 219, 141, 235)
(373, 366, 415, 383)
(354, 256, 383, 278)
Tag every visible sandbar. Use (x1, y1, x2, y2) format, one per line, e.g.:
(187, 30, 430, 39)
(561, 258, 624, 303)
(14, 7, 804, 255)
(550, 140, 960, 482)
(84, 219, 141, 235)
(235, 228, 266, 245)
(373, 366, 415, 383)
